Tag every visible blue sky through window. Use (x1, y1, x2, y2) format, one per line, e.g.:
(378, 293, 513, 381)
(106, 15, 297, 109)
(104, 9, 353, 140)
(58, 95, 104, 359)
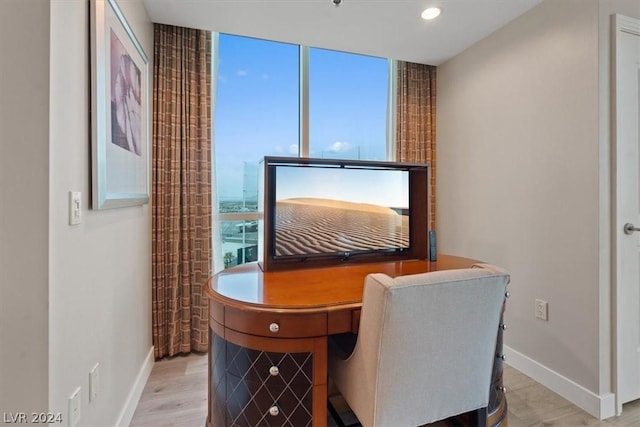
(214, 33, 388, 204)
(309, 48, 388, 161)
(215, 34, 299, 202)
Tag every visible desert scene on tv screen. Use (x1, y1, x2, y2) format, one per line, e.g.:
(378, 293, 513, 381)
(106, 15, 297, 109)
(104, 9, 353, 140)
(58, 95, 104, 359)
(274, 166, 409, 257)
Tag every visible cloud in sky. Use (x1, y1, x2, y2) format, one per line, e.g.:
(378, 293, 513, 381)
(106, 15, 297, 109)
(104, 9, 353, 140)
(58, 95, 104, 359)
(236, 69, 249, 77)
(272, 144, 299, 156)
(262, 73, 270, 80)
(328, 141, 352, 152)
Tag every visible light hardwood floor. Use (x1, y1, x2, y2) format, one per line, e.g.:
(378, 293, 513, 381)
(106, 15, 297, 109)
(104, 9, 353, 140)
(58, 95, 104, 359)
(130, 352, 640, 426)
(130, 353, 209, 426)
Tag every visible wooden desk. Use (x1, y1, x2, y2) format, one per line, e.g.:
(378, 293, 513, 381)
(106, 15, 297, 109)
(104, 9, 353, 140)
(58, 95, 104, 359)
(205, 255, 508, 427)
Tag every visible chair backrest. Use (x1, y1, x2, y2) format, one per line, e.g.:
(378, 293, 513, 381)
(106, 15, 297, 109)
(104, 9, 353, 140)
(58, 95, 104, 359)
(331, 264, 509, 427)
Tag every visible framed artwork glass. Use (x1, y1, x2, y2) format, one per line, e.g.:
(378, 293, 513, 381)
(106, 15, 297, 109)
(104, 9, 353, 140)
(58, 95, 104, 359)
(90, 0, 149, 209)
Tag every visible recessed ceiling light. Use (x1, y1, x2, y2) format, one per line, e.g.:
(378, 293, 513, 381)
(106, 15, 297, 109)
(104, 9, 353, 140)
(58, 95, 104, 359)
(421, 7, 441, 20)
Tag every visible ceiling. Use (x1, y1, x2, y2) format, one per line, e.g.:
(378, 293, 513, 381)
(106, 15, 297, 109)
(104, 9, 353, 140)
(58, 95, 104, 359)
(143, 0, 542, 65)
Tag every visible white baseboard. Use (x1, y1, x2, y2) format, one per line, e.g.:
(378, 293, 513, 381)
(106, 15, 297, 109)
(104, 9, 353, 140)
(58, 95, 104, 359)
(504, 345, 616, 420)
(116, 346, 155, 426)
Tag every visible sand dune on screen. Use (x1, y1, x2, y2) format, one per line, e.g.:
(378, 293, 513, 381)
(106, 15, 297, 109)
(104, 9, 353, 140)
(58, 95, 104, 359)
(275, 198, 409, 257)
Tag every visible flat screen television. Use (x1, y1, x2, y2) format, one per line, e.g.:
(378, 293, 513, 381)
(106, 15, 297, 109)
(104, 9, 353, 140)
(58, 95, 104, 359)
(259, 157, 430, 271)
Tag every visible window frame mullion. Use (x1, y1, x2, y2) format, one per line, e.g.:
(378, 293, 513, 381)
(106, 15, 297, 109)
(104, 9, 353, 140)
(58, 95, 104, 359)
(299, 45, 310, 158)
(387, 58, 397, 162)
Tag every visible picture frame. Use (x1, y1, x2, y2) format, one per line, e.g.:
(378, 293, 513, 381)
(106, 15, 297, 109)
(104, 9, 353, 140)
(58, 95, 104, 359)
(90, 0, 149, 209)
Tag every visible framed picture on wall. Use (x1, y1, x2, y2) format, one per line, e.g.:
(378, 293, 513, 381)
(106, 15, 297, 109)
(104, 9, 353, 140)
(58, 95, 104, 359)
(90, 0, 149, 209)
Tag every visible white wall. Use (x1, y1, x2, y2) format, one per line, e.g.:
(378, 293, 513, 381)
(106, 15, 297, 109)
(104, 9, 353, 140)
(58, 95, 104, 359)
(437, 0, 608, 417)
(48, 0, 153, 424)
(0, 0, 50, 416)
(1, 0, 153, 420)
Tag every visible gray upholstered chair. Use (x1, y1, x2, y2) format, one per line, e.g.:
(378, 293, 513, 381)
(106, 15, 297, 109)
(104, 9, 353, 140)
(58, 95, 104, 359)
(328, 264, 510, 427)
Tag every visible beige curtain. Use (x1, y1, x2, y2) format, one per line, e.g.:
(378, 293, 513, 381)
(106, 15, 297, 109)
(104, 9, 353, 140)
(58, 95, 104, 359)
(396, 61, 437, 230)
(152, 24, 212, 358)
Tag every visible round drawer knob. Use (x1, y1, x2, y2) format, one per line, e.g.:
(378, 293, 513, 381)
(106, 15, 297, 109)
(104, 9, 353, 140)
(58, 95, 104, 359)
(500, 323, 507, 330)
(269, 366, 279, 376)
(498, 386, 507, 393)
(498, 354, 507, 361)
(269, 323, 280, 333)
(269, 406, 279, 416)
(505, 291, 510, 298)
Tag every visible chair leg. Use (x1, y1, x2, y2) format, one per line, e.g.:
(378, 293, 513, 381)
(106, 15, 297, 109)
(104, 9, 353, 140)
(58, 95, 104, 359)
(328, 398, 347, 427)
(327, 394, 361, 427)
(469, 406, 488, 427)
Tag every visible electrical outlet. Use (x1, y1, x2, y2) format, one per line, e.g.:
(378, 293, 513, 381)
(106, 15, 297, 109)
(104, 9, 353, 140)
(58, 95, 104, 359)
(89, 363, 99, 402)
(535, 299, 548, 321)
(68, 387, 81, 427)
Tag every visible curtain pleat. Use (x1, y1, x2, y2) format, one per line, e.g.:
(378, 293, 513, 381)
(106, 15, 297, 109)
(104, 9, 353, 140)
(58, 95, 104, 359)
(396, 61, 437, 230)
(152, 24, 212, 358)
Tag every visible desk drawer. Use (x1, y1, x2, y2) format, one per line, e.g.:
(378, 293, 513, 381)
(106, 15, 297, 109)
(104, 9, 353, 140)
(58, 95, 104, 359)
(225, 345, 313, 386)
(226, 373, 313, 426)
(225, 307, 327, 338)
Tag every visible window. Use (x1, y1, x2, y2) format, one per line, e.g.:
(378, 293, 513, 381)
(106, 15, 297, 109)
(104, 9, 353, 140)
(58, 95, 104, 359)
(214, 34, 299, 206)
(213, 34, 391, 268)
(214, 34, 299, 268)
(309, 47, 388, 160)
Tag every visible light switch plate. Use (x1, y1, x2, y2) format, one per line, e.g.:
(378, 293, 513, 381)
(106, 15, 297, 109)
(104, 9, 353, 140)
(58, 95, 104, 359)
(69, 191, 82, 225)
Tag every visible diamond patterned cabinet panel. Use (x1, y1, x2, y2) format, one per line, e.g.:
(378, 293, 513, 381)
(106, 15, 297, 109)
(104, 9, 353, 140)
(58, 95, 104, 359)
(211, 332, 314, 427)
(210, 331, 227, 427)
